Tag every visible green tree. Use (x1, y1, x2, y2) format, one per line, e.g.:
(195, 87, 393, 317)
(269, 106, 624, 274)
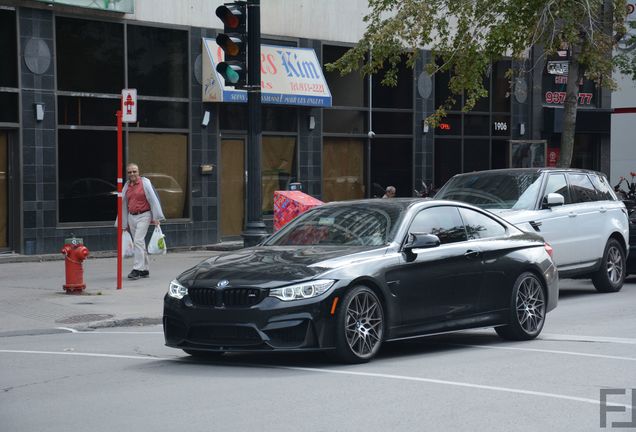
(327, 0, 634, 168)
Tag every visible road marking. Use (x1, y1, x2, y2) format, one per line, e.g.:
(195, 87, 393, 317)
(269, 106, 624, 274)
(0, 349, 631, 410)
(0, 350, 167, 361)
(268, 364, 632, 410)
(445, 343, 636, 361)
(541, 333, 636, 345)
(55, 327, 79, 333)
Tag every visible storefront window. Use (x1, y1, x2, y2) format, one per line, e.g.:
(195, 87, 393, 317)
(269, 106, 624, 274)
(323, 138, 365, 202)
(372, 57, 412, 109)
(464, 114, 490, 136)
(372, 112, 413, 135)
(129, 133, 188, 219)
(435, 139, 461, 187)
(463, 139, 490, 173)
(371, 138, 412, 197)
(0, 93, 18, 123)
(492, 61, 511, 112)
(324, 110, 365, 134)
(262, 137, 297, 213)
(56, 17, 124, 93)
(58, 130, 118, 223)
(58, 96, 120, 126)
(323, 45, 365, 107)
(0, 9, 17, 88)
(127, 25, 188, 98)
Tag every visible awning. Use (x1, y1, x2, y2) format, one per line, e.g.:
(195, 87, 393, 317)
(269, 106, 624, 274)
(202, 38, 332, 107)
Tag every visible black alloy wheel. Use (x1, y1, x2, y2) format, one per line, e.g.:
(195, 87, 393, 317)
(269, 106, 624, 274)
(496, 272, 546, 341)
(592, 238, 625, 293)
(335, 286, 385, 363)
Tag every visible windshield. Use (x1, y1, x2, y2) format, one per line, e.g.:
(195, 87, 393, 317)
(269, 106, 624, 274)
(264, 204, 403, 246)
(436, 172, 543, 210)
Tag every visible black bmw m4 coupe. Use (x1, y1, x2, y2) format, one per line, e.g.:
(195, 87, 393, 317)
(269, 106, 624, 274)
(164, 198, 558, 363)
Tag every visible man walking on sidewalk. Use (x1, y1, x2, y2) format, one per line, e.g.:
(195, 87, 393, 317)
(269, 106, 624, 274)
(119, 163, 165, 280)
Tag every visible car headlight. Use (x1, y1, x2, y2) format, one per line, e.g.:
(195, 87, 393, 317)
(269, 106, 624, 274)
(269, 279, 336, 301)
(168, 279, 188, 299)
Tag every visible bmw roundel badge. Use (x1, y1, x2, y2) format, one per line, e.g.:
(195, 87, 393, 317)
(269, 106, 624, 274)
(216, 279, 229, 288)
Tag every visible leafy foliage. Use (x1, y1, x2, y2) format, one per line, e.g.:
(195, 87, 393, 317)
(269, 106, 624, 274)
(326, 0, 632, 129)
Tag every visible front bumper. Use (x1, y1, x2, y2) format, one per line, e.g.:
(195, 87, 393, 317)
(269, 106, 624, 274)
(163, 291, 339, 353)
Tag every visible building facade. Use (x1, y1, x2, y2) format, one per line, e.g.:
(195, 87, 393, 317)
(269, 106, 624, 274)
(0, 0, 613, 254)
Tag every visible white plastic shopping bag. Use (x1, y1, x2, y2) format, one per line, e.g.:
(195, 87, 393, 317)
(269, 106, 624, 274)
(148, 225, 167, 255)
(122, 230, 134, 258)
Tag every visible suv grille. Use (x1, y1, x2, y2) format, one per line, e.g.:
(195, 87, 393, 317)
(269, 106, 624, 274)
(188, 287, 265, 307)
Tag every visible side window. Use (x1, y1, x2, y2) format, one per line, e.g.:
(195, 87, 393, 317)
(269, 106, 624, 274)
(545, 173, 572, 204)
(458, 208, 507, 240)
(589, 174, 614, 201)
(409, 206, 467, 244)
(568, 173, 597, 203)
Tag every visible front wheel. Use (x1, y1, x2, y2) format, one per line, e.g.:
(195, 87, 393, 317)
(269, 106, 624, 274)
(592, 238, 625, 293)
(334, 286, 385, 363)
(496, 272, 546, 341)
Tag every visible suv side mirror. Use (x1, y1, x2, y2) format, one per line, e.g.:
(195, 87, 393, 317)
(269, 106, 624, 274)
(543, 192, 565, 208)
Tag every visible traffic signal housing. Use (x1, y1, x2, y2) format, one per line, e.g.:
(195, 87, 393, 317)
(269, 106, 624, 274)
(216, 2, 247, 87)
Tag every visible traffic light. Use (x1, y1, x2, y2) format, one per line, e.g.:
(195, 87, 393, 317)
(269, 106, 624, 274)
(215, 2, 247, 87)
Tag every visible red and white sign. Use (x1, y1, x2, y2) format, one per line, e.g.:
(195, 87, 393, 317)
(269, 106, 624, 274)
(121, 89, 137, 123)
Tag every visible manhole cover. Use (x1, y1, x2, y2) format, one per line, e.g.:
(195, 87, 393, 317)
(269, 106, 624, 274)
(56, 314, 114, 324)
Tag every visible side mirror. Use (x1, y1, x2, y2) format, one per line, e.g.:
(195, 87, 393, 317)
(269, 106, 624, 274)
(543, 192, 565, 208)
(404, 232, 440, 255)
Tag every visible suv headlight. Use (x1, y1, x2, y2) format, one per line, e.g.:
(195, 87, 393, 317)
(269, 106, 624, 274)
(168, 279, 188, 299)
(269, 279, 336, 301)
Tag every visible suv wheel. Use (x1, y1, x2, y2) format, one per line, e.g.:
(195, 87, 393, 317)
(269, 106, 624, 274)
(592, 238, 625, 293)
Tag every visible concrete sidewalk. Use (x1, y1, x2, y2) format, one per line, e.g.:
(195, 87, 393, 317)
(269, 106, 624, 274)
(0, 249, 234, 335)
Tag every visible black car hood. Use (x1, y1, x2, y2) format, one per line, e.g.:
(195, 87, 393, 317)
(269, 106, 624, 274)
(178, 245, 385, 288)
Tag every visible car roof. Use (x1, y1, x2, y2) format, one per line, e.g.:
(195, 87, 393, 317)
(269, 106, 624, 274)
(450, 167, 603, 177)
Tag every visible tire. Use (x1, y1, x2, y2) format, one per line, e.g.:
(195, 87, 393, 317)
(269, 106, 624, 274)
(592, 238, 625, 293)
(495, 272, 546, 341)
(183, 349, 225, 359)
(334, 286, 385, 363)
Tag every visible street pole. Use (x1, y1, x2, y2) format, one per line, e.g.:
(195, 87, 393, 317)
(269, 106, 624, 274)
(242, 0, 268, 247)
(116, 109, 123, 289)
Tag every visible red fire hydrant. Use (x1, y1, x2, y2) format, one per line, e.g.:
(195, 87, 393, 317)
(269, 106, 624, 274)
(61, 236, 90, 294)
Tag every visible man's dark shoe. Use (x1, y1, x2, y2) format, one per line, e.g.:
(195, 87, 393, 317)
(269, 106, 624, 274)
(139, 270, 149, 278)
(128, 269, 141, 280)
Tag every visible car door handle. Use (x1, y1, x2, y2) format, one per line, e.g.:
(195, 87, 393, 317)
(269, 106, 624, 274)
(464, 250, 481, 259)
(568, 212, 577, 218)
(599, 207, 607, 213)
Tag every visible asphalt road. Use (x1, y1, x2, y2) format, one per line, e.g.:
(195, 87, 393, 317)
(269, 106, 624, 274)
(1, 277, 635, 432)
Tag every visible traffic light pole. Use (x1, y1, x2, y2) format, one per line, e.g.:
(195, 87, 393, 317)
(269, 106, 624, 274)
(242, 0, 268, 247)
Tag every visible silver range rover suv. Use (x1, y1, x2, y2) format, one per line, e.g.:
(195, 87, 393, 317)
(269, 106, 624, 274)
(435, 168, 630, 292)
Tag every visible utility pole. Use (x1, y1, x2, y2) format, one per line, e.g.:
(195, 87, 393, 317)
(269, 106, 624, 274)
(241, 0, 268, 246)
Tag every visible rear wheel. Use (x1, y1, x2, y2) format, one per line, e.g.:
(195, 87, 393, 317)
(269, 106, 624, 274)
(592, 238, 625, 293)
(496, 272, 546, 341)
(334, 286, 384, 363)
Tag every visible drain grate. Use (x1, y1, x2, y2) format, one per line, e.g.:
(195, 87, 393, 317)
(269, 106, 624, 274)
(55, 314, 114, 324)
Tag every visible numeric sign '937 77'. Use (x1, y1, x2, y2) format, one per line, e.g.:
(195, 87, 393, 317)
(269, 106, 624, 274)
(545, 91, 593, 105)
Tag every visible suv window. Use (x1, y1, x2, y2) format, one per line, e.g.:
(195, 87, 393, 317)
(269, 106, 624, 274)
(409, 206, 467, 244)
(545, 173, 572, 204)
(589, 174, 615, 201)
(568, 173, 597, 203)
(458, 208, 507, 239)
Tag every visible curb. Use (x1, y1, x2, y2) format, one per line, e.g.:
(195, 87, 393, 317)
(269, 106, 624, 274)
(0, 242, 244, 264)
